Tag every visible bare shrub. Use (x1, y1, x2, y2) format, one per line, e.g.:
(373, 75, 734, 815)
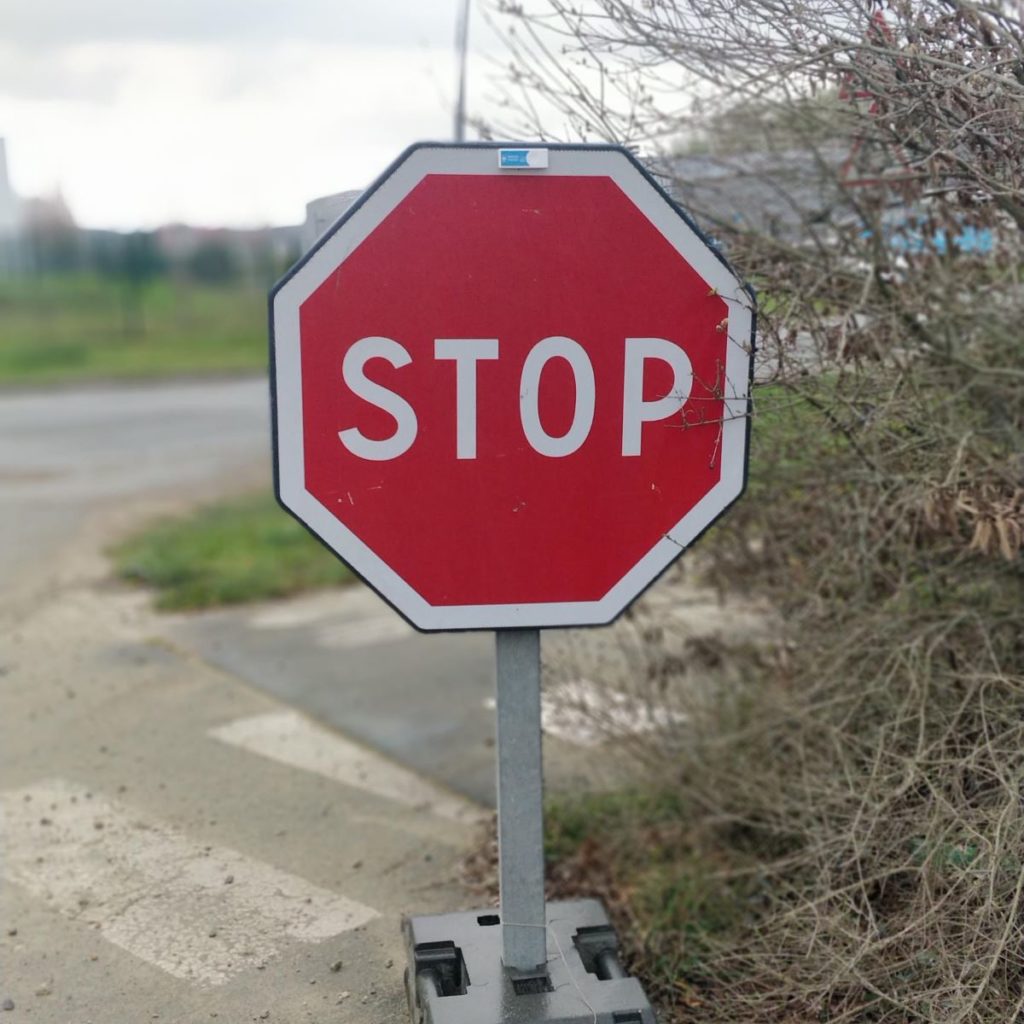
(483, 1, 1024, 1020)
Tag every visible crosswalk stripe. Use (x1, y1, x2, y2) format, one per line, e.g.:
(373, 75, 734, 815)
(1, 778, 378, 986)
(208, 710, 483, 824)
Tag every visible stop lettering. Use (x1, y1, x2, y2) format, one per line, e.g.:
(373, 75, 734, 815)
(271, 144, 754, 630)
(338, 335, 693, 461)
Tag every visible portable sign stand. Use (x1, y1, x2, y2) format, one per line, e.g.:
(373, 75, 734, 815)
(269, 142, 755, 1024)
(402, 626, 656, 1024)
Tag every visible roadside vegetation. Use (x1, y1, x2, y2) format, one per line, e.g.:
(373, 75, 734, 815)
(0, 221, 295, 385)
(0, 274, 268, 384)
(112, 493, 352, 610)
(482, 2, 1024, 1021)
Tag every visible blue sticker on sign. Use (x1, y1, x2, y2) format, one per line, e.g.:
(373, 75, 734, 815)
(500, 150, 531, 168)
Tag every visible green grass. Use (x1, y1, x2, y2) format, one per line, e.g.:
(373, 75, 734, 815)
(544, 787, 684, 862)
(544, 788, 754, 995)
(0, 274, 268, 384)
(112, 493, 354, 610)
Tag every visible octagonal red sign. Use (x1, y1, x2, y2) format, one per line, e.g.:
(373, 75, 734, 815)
(271, 144, 754, 630)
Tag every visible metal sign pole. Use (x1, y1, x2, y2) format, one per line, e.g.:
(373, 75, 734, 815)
(402, 625, 658, 1022)
(494, 628, 547, 975)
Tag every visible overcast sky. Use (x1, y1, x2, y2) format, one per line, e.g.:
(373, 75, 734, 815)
(0, 1, 499, 229)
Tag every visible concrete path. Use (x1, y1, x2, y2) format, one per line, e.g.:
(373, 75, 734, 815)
(1, 553, 481, 1023)
(0, 377, 488, 1023)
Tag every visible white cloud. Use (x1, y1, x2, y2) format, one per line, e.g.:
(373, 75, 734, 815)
(1, 39, 468, 227)
(0, 0, 514, 229)
(0, 0, 451, 50)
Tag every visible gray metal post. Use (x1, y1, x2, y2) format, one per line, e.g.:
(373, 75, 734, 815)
(494, 628, 547, 974)
(453, 0, 470, 142)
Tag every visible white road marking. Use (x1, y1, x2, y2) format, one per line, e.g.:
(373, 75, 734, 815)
(248, 588, 412, 650)
(486, 678, 687, 747)
(0, 779, 378, 986)
(208, 711, 482, 824)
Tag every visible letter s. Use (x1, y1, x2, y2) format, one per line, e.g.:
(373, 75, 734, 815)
(338, 337, 418, 460)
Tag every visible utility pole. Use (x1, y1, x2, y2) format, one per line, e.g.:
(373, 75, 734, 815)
(454, 0, 470, 142)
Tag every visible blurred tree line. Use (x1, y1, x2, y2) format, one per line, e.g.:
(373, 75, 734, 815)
(0, 208, 302, 337)
(11, 219, 299, 286)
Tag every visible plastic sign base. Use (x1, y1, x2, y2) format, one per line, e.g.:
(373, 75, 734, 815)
(403, 899, 656, 1024)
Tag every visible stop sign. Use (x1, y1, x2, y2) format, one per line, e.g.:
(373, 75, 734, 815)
(271, 144, 754, 631)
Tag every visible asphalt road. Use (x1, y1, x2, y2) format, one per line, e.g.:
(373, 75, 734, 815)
(0, 377, 271, 588)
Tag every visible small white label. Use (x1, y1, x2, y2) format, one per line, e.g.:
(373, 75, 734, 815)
(498, 148, 549, 170)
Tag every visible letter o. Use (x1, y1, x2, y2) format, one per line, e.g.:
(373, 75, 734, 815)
(519, 336, 595, 458)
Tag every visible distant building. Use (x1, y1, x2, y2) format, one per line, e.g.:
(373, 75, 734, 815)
(304, 190, 362, 251)
(0, 138, 18, 234)
(657, 146, 848, 244)
(21, 190, 76, 233)
(154, 222, 302, 284)
(0, 138, 23, 273)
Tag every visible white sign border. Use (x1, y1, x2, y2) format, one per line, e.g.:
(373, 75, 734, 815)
(271, 143, 755, 631)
